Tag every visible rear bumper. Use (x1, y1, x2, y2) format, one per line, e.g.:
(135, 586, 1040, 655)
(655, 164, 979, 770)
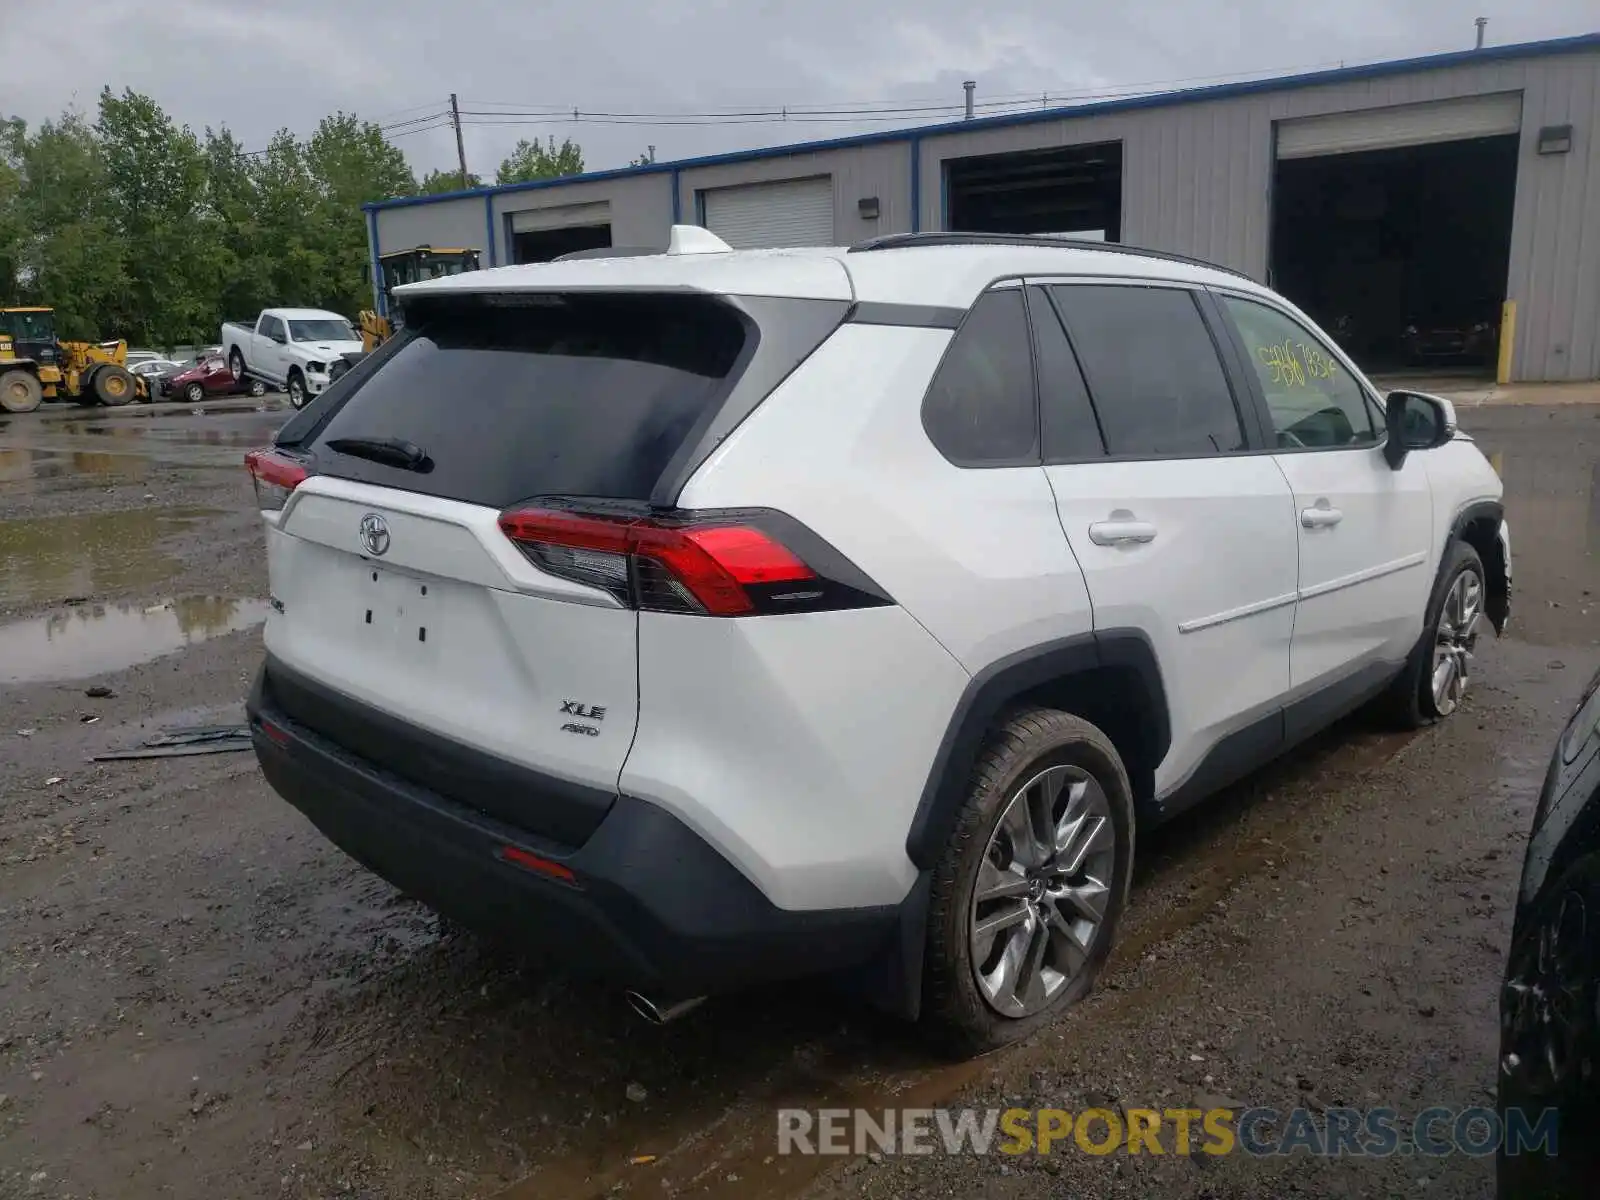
(247, 662, 903, 999)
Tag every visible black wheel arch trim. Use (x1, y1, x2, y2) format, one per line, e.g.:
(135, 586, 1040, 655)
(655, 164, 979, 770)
(1448, 497, 1509, 633)
(903, 629, 1170, 870)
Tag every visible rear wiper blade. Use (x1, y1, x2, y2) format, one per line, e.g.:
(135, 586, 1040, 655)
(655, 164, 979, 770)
(325, 436, 432, 471)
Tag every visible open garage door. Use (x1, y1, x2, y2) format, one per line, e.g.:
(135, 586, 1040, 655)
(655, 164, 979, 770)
(945, 141, 1122, 239)
(509, 201, 612, 263)
(701, 177, 834, 248)
(1276, 93, 1522, 159)
(1271, 95, 1522, 375)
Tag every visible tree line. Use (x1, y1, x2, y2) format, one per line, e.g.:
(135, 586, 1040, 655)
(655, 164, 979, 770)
(0, 88, 586, 347)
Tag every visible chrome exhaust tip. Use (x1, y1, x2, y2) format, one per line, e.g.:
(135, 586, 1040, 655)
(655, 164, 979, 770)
(625, 991, 706, 1025)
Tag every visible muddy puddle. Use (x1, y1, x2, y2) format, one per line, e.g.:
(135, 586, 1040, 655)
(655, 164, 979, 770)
(55, 419, 282, 449)
(0, 595, 270, 684)
(0, 507, 218, 607)
(0, 445, 151, 484)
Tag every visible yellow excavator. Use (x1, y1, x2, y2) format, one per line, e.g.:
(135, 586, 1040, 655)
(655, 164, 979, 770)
(0, 306, 143, 413)
(358, 245, 482, 352)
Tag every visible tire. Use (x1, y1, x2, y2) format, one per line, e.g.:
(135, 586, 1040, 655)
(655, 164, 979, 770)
(184, 382, 205, 404)
(0, 368, 42, 413)
(74, 367, 102, 406)
(248, 379, 266, 398)
(228, 349, 246, 383)
(286, 370, 307, 409)
(93, 363, 135, 406)
(921, 708, 1135, 1057)
(1375, 540, 1487, 729)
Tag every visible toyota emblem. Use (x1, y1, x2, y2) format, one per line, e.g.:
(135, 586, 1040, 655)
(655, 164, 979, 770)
(359, 513, 391, 557)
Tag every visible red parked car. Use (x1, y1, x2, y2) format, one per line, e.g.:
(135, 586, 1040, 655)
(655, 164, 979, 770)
(160, 355, 268, 403)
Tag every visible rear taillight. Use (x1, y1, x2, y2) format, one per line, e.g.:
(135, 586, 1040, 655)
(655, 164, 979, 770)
(245, 448, 310, 512)
(498, 505, 889, 617)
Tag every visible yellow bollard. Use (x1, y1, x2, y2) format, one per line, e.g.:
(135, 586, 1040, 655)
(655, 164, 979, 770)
(1496, 299, 1516, 385)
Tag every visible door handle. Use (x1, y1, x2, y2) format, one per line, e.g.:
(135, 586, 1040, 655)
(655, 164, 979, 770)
(1088, 520, 1158, 546)
(1301, 501, 1344, 529)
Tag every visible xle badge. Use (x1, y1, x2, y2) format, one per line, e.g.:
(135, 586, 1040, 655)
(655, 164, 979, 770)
(560, 699, 606, 737)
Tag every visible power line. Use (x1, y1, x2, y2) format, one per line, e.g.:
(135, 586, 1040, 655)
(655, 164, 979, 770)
(228, 111, 451, 159)
(368, 98, 454, 123)
(384, 118, 454, 139)
(455, 57, 1354, 124)
(221, 54, 1364, 161)
(380, 109, 452, 133)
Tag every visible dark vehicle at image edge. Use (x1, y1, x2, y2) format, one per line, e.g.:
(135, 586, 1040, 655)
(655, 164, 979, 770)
(1499, 662, 1600, 1198)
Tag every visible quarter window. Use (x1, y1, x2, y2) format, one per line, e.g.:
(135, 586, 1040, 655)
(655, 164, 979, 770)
(922, 288, 1039, 466)
(1222, 296, 1377, 449)
(1050, 285, 1245, 458)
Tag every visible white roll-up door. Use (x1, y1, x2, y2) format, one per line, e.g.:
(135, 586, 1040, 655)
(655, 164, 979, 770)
(701, 177, 834, 248)
(508, 201, 611, 232)
(1276, 93, 1522, 160)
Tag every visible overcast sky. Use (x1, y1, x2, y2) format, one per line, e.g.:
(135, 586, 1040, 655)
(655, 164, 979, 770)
(4, 1, 1595, 187)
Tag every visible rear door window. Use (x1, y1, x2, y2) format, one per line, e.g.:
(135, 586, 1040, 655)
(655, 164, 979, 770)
(305, 293, 751, 508)
(1050, 284, 1245, 458)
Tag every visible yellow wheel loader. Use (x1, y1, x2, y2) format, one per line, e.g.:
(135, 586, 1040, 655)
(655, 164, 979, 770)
(359, 246, 481, 352)
(0, 307, 145, 413)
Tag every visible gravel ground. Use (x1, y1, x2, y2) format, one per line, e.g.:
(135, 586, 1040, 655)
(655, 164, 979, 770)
(0, 395, 1596, 1200)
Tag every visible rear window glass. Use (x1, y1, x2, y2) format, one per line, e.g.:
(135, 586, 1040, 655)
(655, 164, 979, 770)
(308, 293, 750, 508)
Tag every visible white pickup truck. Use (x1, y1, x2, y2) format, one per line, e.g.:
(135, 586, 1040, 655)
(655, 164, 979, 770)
(221, 308, 364, 410)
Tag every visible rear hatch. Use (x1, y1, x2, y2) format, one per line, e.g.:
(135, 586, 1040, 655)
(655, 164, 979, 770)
(250, 288, 844, 845)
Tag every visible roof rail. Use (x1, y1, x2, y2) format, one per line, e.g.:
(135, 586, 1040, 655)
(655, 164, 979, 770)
(550, 246, 661, 262)
(846, 232, 1251, 281)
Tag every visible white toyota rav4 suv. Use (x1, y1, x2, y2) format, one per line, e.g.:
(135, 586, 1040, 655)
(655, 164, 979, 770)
(245, 227, 1511, 1054)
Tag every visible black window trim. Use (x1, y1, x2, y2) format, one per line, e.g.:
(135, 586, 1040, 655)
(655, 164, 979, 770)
(917, 276, 1044, 471)
(1023, 283, 1108, 465)
(1202, 284, 1392, 456)
(1026, 276, 1271, 464)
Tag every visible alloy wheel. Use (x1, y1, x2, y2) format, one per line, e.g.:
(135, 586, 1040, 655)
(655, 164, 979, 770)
(1432, 567, 1483, 715)
(969, 764, 1116, 1018)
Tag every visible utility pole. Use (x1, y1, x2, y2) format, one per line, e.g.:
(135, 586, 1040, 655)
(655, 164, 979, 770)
(450, 93, 469, 187)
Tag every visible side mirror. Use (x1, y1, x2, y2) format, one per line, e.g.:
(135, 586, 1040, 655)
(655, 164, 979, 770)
(1383, 390, 1457, 470)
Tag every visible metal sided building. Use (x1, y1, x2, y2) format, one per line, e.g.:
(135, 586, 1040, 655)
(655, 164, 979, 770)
(365, 32, 1600, 382)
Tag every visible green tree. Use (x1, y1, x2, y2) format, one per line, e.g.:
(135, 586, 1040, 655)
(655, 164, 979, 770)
(495, 135, 584, 185)
(97, 87, 224, 346)
(14, 111, 128, 340)
(0, 118, 26, 304)
(303, 113, 417, 314)
(248, 129, 325, 310)
(0, 91, 443, 348)
(202, 126, 274, 321)
(420, 167, 483, 193)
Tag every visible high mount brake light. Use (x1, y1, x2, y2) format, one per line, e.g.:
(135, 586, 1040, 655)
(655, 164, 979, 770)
(497, 506, 882, 618)
(245, 448, 310, 512)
